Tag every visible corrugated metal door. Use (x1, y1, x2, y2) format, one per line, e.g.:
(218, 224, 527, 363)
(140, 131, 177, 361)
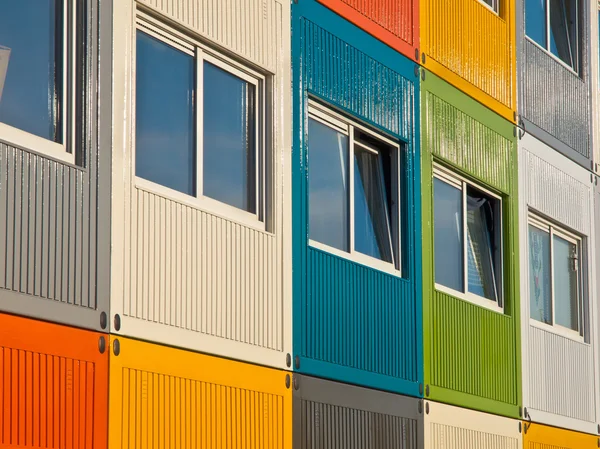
(0, 314, 108, 449)
(421, 0, 516, 122)
(315, 0, 418, 60)
(424, 401, 521, 449)
(108, 336, 292, 449)
(523, 423, 598, 448)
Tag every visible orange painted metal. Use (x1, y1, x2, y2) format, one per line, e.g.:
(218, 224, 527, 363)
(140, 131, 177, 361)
(316, 0, 418, 60)
(0, 313, 108, 449)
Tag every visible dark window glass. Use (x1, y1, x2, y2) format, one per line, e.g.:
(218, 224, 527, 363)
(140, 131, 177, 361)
(526, 0, 548, 48)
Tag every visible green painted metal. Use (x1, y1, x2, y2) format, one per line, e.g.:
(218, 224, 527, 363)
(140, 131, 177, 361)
(421, 70, 522, 419)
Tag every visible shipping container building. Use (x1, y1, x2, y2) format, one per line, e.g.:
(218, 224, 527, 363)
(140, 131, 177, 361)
(424, 401, 522, 449)
(421, 70, 521, 418)
(523, 422, 599, 448)
(110, 0, 292, 369)
(421, 0, 517, 123)
(517, 0, 594, 168)
(518, 133, 600, 435)
(291, 0, 423, 396)
(108, 336, 292, 449)
(313, 0, 419, 62)
(0, 313, 108, 449)
(0, 0, 112, 331)
(293, 375, 423, 449)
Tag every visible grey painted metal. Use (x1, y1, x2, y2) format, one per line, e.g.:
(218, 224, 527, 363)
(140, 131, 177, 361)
(516, 0, 593, 167)
(293, 374, 424, 449)
(0, 0, 111, 331)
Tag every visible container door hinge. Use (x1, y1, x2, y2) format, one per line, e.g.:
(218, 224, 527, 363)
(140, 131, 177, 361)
(523, 408, 531, 434)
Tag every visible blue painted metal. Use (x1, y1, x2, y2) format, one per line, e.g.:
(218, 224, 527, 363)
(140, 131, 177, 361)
(292, 0, 422, 397)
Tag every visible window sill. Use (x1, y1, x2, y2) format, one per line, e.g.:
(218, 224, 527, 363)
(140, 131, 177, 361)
(308, 239, 402, 278)
(0, 122, 75, 166)
(529, 319, 586, 344)
(135, 177, 269, 234)
(525, 37, 579, 77)
(435, 283, 504, 314)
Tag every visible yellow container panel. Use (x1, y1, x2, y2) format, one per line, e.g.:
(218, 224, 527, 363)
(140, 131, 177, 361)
(108, 337, 292, 449)
(523, 423, 598, 449)
(421, 0, 516, 122)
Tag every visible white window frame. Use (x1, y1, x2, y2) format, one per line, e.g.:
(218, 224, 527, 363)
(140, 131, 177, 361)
(0, 0, 77, 165)
(477, 0, 499, 14)
(528, 213, 584, 342)
(433, 164, 504, 314)
(134, 14, 267, 232)
(525, 0, 580, 74)
(307, 100, 402, 277)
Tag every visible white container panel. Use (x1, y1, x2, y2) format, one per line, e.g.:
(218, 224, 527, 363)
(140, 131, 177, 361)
(518, 133, 600, 434)
(424, 401, 521, 449)
(110, 0, 292, 369)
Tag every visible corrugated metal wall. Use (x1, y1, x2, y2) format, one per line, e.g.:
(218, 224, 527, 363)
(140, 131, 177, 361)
(0, 0, 110, 331)
(517, 2, 592, 165)
(518, 135, 599, 434)
(0, 314, 108, 449)
(523, 423, 599, 448)
(293, 375, 423, 449)
(110, 0, 290, 369)
(108, 337, 292, 449)
(421, 71, 520, 418)
(421, 0, 516, 122)
(292, 0, 422, 396)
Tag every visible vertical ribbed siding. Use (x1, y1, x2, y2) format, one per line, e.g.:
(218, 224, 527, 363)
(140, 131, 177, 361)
(522, 41, 590, 158)
(430, 423, 519, 449)
(299, 400, 418, 449)
(137, 0, 280, 72)
(424, 91, 512, 192)
(124, 187, 282, 351)
(528, 327, 595, 422)
(0, 143, 95, 309)
(423, 0, 513, 109)
(0, 349, 96, 448)
(524, 150, 590, 235)
(431, 291, 517, 405)
(305, 248, 417, 381)
(119, 368, 285, 449)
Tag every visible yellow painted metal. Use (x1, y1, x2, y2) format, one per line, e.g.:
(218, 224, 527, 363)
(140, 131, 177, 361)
(108, 336, 292, 449)
(523, 423, 598, 448)
(420, 0, 516, 123)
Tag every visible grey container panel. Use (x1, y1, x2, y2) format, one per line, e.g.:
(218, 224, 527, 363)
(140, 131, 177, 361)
(0, 0, 111, 331)
(517, 0, 592, 164)
(293, 375, 424, 449)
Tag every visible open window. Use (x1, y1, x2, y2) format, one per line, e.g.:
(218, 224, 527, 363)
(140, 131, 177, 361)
(479, 0, 500, 14)
(525, 0, 579, 72)
(307, 101, 402, 275)
(528, 213, 584, 339)
(433, 164, 504, 312)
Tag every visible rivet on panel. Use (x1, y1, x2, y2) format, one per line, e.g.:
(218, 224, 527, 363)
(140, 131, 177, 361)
(98, 336, 106, 354)
(518, 406, 522, 417)
(414, 48, 419, 61)
(518, 422, 522, 433)
(418, 401, 422, 414)
(421, 53, 426, 64)
(597, 424, 600, 434)
(285, 374, 291, 389)
(421, 70, 426, 81)
(418, 383, 423, 395)
(114, 314, 121, 331)
(100, 312, 107, 330)
(286, 353, 291, 368)
(293, 376, 299, 390)
(113, 339, 121, 356)
(425, 402, 429, 414)
(294, 355, 300, 369)
(597, 438, 599, 447)
(414, 65, 419, 77)
(425, 385, 430, 396)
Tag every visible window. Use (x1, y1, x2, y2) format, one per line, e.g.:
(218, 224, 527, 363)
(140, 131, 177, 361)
(525, 0, 579, 71)
(0, 0, 79, 164)
(433, 165, 503, 311)
(307, 102, 401, 274)
(135, 18, 265, 229)
(479, 0, 499, 13)
(528, 214, 583, 337)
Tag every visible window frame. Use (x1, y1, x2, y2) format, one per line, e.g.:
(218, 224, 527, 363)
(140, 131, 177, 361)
(307, 100, 402, 276)
(134, 14, 267, 232)
(0, 0, 77, 165)
(433, 164, 504, 314)
(525, 0, 580, 74)
(477, 0, 499, 14)
(527, 213, 584, 342)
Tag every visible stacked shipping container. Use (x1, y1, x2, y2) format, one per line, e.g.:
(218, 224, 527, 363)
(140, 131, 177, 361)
(0, 0, 599, 447)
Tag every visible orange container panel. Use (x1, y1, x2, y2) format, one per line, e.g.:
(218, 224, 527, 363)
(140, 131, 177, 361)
(0, 314, 108, 449)
(108, 336, 292, 449)
(523, 423, 598, 449)
(316, 0, 418, 59)
(421, 0, 516, 122)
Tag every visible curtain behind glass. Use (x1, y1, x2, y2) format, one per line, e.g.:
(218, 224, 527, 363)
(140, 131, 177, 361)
(549, 0, 576, 68)
(553, 235, 579, 330)
(529, 225, 552, 324)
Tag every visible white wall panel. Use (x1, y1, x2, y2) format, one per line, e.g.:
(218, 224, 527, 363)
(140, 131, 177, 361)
(110, 0, 291, 369)
(424, 401, 521, 449)
(518, 133, 600, 434)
